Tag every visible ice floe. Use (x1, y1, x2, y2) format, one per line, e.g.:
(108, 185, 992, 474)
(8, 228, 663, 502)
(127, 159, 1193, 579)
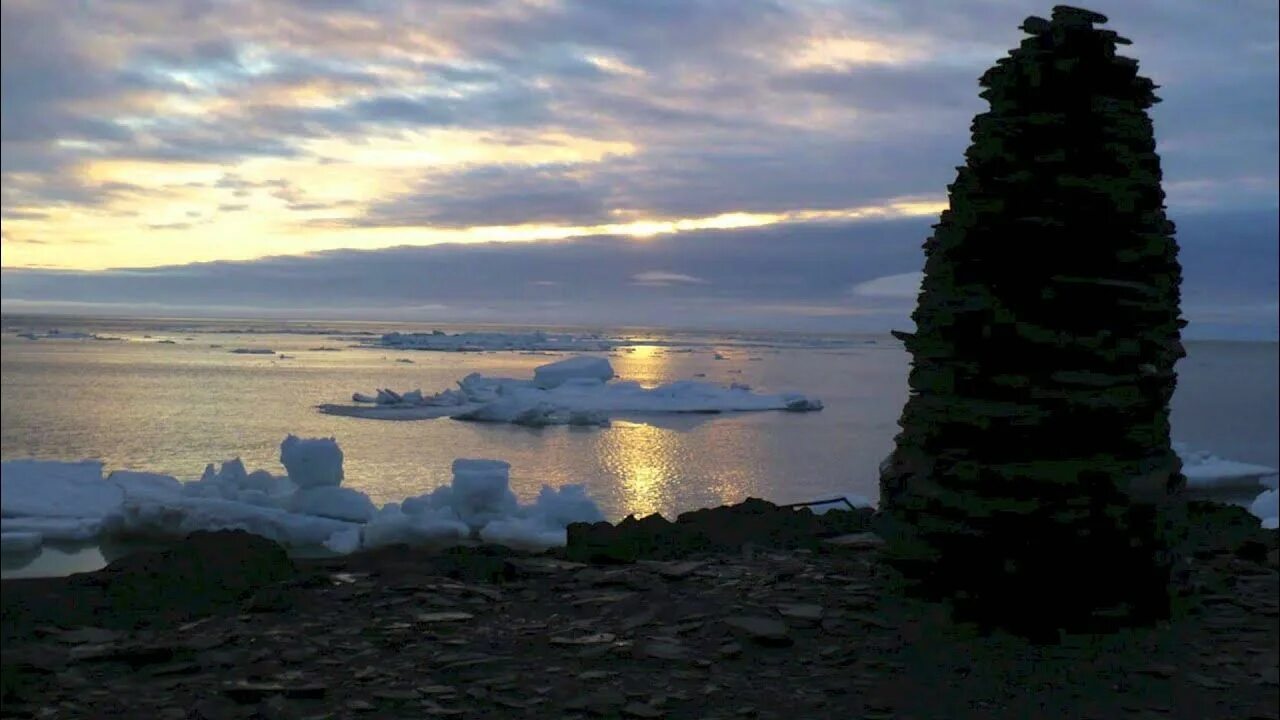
(374, 330, 618, 352)
(1, 436, 603, 555)
(13, 329, 96, 340)
(1175, 443, 1278, 491)
(321, 356, 823, 426)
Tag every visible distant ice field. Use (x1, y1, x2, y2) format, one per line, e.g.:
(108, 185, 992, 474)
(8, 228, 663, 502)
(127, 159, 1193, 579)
(2, 316, 1276, 525)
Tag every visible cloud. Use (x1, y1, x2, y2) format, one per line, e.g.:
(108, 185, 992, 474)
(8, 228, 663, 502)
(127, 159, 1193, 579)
(355, 164, 613, 228)
(849, 271, 923, 299)
(3, 210, 1275, 338)
(631, 271, 710, 286)
(2, 0, 1273, 242)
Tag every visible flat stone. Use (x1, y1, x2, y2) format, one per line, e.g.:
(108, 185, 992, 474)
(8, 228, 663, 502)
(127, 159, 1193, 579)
(550, 632, 617, 646)
(845, 612, 895, 630)
(776, 603, 823, 621)
(222, 681, 327, 704)
(564, 687, 627, 713)
(372, 689, 421, 701)
(505, 558, 587, 575)
(638, 640, 689, 660)
(622, 702, 664, 718)
(642, 560, 705, 579)
(723, 616, 791, 646)
(415, 612, 474, 623)
(619, 609, 657, 632)
(56, 627, 125, 645)
(823, 533, 885, 549)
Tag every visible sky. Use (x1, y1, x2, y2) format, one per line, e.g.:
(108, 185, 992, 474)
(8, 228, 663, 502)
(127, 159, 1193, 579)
(1, 0, 1276, 337)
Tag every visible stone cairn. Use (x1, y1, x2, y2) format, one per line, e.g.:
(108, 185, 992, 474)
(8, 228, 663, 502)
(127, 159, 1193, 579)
(877, 6, 1188, 634)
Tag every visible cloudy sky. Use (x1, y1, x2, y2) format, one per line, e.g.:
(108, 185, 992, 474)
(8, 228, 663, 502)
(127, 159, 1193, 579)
(1, 0, 1276, 337)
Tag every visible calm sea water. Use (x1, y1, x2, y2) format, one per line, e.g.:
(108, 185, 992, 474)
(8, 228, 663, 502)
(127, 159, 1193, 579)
(2, 315, 1277, 576)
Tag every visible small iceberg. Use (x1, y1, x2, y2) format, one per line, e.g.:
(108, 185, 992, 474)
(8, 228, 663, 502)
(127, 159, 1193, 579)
(1175, 443, 1278, 492)
(320, 355, 823, 426)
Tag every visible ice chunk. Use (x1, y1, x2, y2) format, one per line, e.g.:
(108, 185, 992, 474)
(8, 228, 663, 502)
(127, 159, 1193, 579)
(449, 459, 519, 530)
(1, 460, 119, 518)
(480, 516, 568, 548)
(478, 484, 603, 549)
(112, 496, 359, 548)
(290, 486, 376, 522)
(1, 438, 602, 555)
(107, 471, 184, 502)
(1176, 443, 1278, 490)
(1249, 488, 1278, 529)
(363, 503, 469, 548)
(1, 532, 43, 554)
(185, 460, 295, 506)
(528, 484, 605, 527)
(533, 356, 615, 389)
(279, 435, 343, 488)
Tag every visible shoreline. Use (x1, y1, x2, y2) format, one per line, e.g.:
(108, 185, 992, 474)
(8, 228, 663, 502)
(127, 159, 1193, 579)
(3, 501, 1277, 720)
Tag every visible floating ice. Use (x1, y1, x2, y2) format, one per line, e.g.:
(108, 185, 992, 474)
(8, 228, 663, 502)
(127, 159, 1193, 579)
(533, 356, 615, 389)
(111, 496, 359, 548)
(290, 486, 376, 522)
(1, 436, 603, 555)
(1, 461, 120, 518)
(14, 329, 95, 340)
(280, 435, 344, 488)
(107, 471, 184, 503)
(324, 355, 823, 425)
(1175, 443, 1278, 490)
(376, 330, 618, 352)
(0, 516, 107, 542)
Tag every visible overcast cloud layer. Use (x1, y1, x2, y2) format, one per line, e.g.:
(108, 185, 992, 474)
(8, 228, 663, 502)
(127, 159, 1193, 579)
(5, 211, 1276, 339)
(0, 0, 1276, 336)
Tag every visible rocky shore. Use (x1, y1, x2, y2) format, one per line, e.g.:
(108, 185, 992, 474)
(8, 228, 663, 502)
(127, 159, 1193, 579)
(2, 500, 1277, 720)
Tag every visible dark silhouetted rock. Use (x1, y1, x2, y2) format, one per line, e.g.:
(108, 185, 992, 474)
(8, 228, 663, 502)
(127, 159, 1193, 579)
(877, 6, 1187, 635)
(99, 530, 295, 624)
(564, 499, 874, 562)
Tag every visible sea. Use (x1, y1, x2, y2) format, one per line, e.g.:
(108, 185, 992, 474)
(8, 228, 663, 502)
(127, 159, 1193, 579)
(2, 314, 1277, 578)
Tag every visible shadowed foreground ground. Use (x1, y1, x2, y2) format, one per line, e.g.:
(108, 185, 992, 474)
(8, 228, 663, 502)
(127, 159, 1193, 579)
(2, 505, 1277, 720)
